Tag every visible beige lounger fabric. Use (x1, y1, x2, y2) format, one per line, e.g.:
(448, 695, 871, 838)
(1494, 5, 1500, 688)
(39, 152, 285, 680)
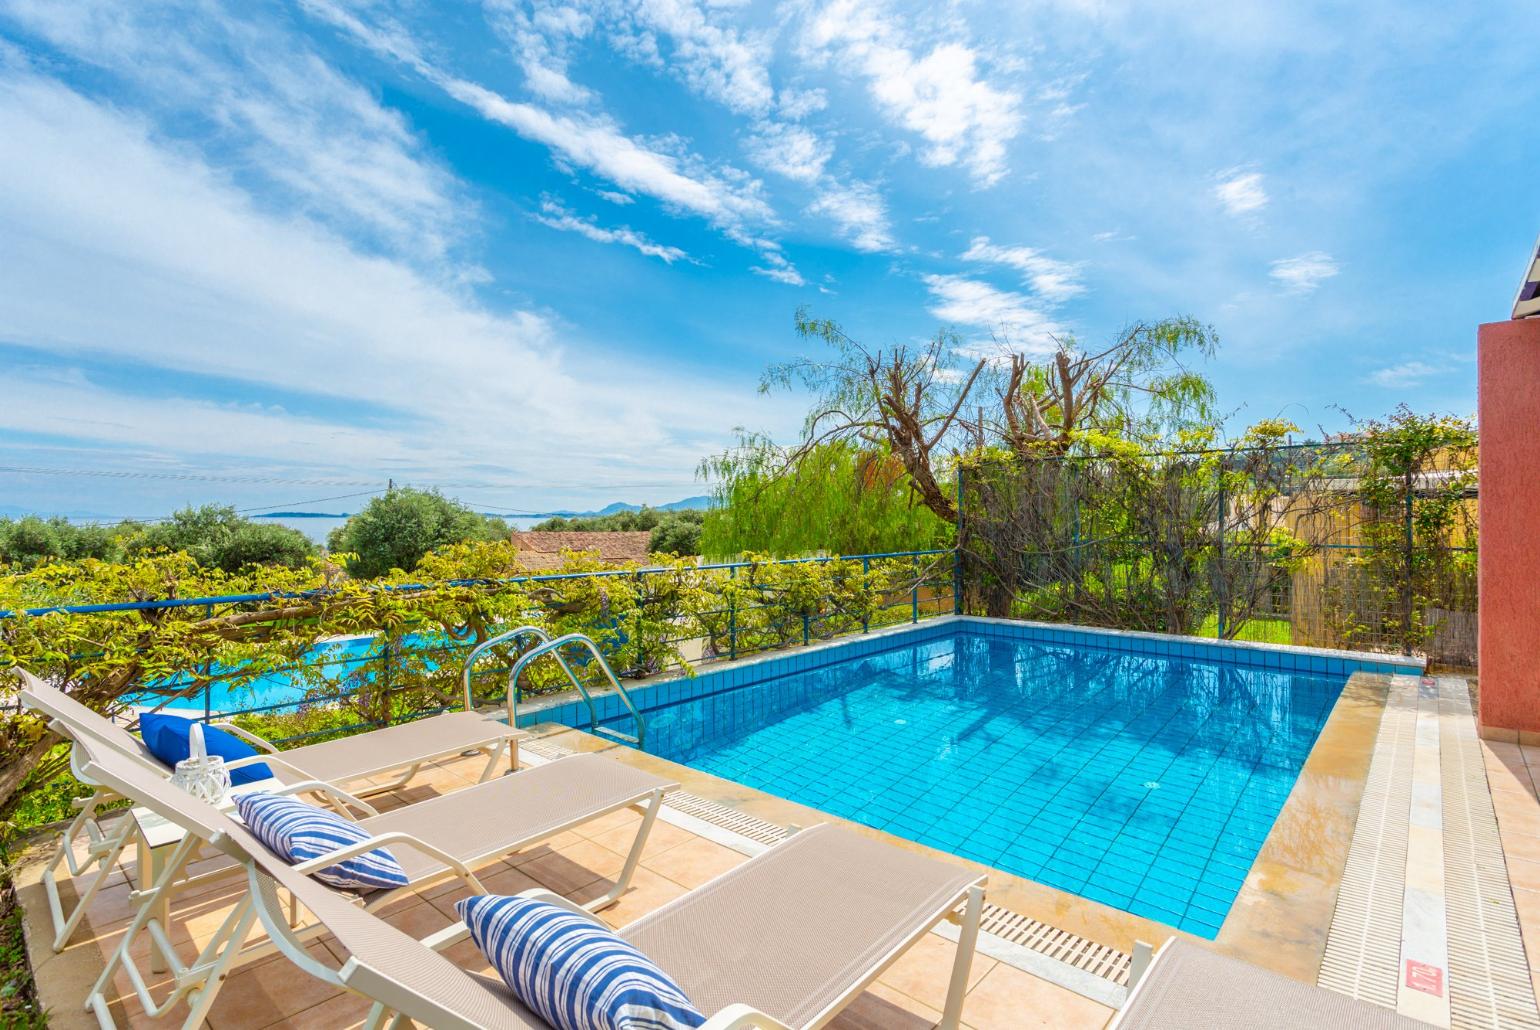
(18, 672, 520, 787)
(623, 824, 979, 1027)
(77, 735, 983, 1030)
(266, 708, 515, 784)
(1115, 939, 1432, 1029)
(356, 753, 671, 882)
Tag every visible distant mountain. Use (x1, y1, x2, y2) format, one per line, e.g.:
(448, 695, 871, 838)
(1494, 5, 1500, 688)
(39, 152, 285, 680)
(251, 495, 716, 521)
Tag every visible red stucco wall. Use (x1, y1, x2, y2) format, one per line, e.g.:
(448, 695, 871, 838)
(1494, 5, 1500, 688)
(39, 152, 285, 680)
(1478, 318, 1540, 736)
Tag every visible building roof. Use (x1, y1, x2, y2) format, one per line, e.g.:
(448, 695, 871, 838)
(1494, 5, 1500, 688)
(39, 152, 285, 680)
(509, 530, 653, 570)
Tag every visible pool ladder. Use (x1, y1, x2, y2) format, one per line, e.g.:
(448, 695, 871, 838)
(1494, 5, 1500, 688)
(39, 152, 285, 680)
(461, 625, 647, 749)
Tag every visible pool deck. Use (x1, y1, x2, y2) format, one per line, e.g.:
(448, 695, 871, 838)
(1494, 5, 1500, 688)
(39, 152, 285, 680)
(12, 746, 1116, 1029)
(16, 652, 1540, 1027)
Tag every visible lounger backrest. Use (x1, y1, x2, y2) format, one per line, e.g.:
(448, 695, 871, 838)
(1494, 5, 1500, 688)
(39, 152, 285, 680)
(15, 670, 159, 766)
(71, 734, 542, 1030)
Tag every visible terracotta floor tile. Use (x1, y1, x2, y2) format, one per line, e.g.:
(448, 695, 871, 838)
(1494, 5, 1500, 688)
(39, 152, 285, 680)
(261, 989, 372, 1030)
(827, 982, 943, 1029)
(574, 867, 689, 928)
(639, 837, 747, 890)
(572, 806, 644, 838)
(1502, 832, 1540, 865)
(960, 963, 1113, 1030)
(591, 816, 695, 858)
(518, 839, 627, 895)
(205, 942, 345, 1029)
(874, 932, 995, 1013)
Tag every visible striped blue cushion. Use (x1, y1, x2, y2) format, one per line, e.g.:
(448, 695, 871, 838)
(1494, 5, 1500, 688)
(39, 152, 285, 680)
(456, 895, 706, 1030)
(234, 792, 407, 892)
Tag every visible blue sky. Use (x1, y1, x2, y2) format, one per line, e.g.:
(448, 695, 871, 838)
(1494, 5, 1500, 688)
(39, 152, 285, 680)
(0, 0, 1534, 519)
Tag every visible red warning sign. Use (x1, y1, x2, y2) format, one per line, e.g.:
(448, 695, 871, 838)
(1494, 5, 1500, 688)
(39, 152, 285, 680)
(1405, 959, 1445, 998)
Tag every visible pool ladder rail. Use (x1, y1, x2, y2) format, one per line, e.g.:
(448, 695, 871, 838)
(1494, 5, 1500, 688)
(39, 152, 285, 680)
(461, 625, 647, 749)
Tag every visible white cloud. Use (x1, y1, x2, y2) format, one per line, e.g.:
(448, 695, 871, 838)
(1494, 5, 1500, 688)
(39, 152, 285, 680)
(807, 181, 894, 253)
(1369, 360, 1442, 388)
(750, 247, 807, 286)
(961, 236, 1084, 302)
(533, 196, 692, 263)
(0, 68, 764, 488)
(1213, 168, 1268, 217)
(603, 0, 775, 116)
(304, 0, 772, 233)
(1270, 251, 1339, 293)
(922, 275, 1063, 349)
(799, 0, 1022, 185)
(745, 122, 833, 183)
(3, 0, 464, 264)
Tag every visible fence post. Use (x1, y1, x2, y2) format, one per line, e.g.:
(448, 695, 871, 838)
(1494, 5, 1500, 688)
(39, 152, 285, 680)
(911, 554, 920, 623)
(1215, 458, 1227, 640)
(1403, 474, 1415, 655)
(634, 570, 646, 672)
(861, 556, 871, 633)
(381, 634, 393, 727)
(953, 466, 964, 615)
(728, 564, 738, 660)
(202, 603, 214, 723)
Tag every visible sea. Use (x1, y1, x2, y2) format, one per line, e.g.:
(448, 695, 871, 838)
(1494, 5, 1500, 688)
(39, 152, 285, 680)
(259, 514, 546, 544)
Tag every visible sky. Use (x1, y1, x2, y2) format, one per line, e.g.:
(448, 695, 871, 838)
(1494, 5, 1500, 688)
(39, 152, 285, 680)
(0, 0, 1535, 521)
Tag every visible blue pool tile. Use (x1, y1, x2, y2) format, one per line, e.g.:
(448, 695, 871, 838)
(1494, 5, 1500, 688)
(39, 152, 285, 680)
(598, 621, 1356, 939)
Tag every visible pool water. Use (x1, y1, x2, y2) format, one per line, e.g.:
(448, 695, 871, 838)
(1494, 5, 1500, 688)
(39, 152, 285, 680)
(604, 628, 1346, 938)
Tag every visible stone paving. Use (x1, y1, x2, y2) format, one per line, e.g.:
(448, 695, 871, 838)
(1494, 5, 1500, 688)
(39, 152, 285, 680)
(14, 752, 1114, 1029)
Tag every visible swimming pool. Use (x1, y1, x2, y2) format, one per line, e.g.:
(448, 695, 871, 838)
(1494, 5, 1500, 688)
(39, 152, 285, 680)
(531, 617, 1418, 938)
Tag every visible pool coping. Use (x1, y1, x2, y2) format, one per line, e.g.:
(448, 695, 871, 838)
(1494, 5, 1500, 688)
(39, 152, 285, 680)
(514, 613, 1422, 731)
(517, 618, 1413, 986)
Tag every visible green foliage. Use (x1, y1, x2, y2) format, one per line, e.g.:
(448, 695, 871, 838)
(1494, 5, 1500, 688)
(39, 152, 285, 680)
(328, 488, 508, 578)
(1328, 406, 1478, 654)
(700, 438, 951, 558)
(0, 538, 945, 824)
(1, 877, 47, 1027)
(0, 515, 127, 568)
(126, 505, 316, 573)
(532, 507, 706, 556)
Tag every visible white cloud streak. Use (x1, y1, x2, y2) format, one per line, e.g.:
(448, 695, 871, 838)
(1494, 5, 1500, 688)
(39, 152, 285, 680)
(1368, 360, 1442, 388)
(0, 67, 764, 487)
(1270, 251, 1339, 293)
(799, 0, 1022, 185)
(533, 196, 692, 263)
(807, 181, 894, 253)
(1213, 168, 1268, 217)
(960, 236, 1084, 301)
(922, 275, 1064, 350)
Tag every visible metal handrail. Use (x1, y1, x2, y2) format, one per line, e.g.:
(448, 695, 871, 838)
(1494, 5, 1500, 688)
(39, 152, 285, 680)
(505, 633, 647, 748)
(460, 625, 552, 710)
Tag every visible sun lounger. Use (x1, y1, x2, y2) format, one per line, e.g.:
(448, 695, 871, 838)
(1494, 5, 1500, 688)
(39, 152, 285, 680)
(1112, 938, 1433, 1029)
(70, 730, 677, 1028)
(75, 736, 986, 1030)
(17, 669, 523, 950)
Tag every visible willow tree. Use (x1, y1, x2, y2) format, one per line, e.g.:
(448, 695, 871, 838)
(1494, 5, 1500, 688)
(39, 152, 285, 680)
(698, 436, 951, 558)
(761, 309, 1219, 523)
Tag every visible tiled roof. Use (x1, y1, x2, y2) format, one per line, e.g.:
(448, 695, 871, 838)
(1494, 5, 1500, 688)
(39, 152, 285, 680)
(509, 531, 653, 570)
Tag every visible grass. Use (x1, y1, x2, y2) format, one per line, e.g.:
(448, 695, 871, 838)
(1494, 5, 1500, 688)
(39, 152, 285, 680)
(1195, 614, 1294, 644)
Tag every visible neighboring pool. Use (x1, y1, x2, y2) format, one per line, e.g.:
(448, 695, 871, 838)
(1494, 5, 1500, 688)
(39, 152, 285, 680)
(138, 633, 441, 712)
(546, 619, 1419, 939)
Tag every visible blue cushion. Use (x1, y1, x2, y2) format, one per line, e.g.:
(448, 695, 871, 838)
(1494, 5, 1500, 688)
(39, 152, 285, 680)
(139, 713, 272, 786)
(234, 792, 408, 892)
(456, 895, 705, 1030)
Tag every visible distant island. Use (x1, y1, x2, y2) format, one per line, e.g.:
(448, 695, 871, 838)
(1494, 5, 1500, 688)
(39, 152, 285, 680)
(253, 495, 715, 521)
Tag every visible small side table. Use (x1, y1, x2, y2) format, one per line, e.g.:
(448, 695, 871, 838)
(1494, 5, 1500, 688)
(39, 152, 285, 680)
(129, 777, 282, 972)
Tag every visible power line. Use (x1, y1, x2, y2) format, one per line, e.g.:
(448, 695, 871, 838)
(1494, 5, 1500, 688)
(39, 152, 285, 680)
(0, 464, 380, 487)
(235, 489, 385, 514)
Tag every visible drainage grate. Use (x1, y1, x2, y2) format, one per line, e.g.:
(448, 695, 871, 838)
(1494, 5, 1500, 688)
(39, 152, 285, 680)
(523, 733, 1133, 988)
(1438, 678, 1540, 1029)
(1318, 675, 1418, 1010)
